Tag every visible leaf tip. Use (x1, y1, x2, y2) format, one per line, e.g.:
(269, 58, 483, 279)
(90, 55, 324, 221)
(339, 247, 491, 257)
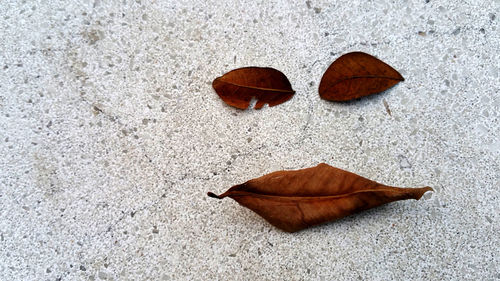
(207, 192, 222, 199)
(415, 186, 434, 200)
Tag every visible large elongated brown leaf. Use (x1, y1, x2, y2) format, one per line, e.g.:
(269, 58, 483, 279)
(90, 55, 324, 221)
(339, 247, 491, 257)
(319, 52, 404, 101)
(208, 163, 432, 232)
(212, 67, 295, 109)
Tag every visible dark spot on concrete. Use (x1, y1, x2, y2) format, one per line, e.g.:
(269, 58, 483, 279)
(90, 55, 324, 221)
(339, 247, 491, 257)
(397, 155, 412, 170)
(383, 99, 392, 116)
(152, 226, 159, 234)
(425, 0, 430, 3)
(418, 31, 426, 36)
(229, 253, 236, 257)
(92, 105, 103, 115)
(130, 211, 136, 217)
(306, 1, 311, 9)
(479, 28, 485, 34)
(314, 7, 321, 13)
(85, 29, 103, 45)
(80, 265, 86, 271)
(489, 13, 496, 21)
(452, 27, 460, 35)
(309, 81, 314, 87)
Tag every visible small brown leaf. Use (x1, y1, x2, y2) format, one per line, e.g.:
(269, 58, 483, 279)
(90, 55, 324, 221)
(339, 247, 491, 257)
(212, 67, 295, 109)
(319, 52, 404, 101)
(208, 163, 432, 232)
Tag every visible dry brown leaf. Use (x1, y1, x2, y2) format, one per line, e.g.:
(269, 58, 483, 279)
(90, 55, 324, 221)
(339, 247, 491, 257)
(319, 52, 404, 101)
(212, 67, 295, 109)
(208, 163, 432, 232)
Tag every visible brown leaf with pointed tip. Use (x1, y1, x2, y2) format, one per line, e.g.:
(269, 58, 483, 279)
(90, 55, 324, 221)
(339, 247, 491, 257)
(319, 52, 404, 101)
(208, 163, 432, 232)
(212, 67, 295, 109)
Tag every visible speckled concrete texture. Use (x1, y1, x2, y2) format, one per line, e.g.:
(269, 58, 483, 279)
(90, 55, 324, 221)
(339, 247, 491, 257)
(1, 0, 499, 280)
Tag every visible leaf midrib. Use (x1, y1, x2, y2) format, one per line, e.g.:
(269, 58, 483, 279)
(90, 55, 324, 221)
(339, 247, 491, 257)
(217, 79, 295, 94)
(325, 74, 403, 86)
(321, 74, 403, 96)
(225, 188, 403, 201)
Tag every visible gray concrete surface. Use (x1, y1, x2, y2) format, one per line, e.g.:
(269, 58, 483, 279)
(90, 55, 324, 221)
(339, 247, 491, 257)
(1, 0, 499, 280)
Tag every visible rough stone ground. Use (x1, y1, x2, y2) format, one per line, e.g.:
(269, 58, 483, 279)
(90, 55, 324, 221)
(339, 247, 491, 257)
(0, 0, 498, 280)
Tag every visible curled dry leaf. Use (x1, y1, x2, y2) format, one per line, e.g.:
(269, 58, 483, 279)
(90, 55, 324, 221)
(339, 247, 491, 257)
(212, 67, 295, 109)
(208, 163, 432, 232)
(319, 52, 404, 101)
